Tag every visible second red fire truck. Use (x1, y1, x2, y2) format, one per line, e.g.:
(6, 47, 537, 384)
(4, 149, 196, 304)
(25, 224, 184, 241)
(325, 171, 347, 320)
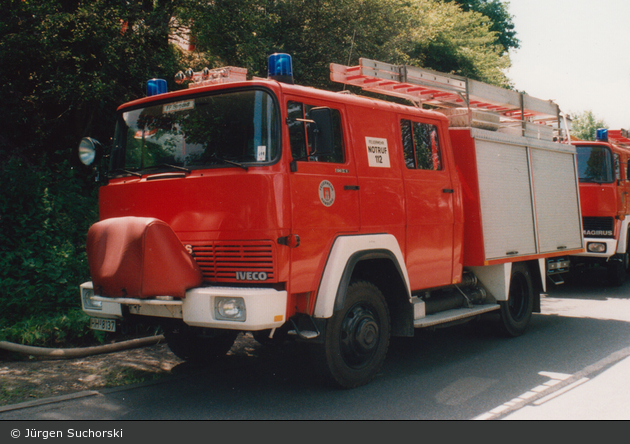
(568, 129, 630, 285)
(76, 55, 584, 388)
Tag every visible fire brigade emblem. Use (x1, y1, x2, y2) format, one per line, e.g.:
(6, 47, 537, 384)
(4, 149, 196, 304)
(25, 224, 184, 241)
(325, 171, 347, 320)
(319, 180, 335, 207)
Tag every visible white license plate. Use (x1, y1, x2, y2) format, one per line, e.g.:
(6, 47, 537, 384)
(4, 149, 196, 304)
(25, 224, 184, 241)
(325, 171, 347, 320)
(90, 318, 116, 332)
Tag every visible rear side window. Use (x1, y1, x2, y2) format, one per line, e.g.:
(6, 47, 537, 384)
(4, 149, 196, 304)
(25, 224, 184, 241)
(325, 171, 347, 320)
(287, 101, 345, 163)
(400, 120, 442, 171)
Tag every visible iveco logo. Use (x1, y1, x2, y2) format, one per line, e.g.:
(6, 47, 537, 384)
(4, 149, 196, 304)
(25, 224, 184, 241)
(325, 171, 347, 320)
(236, 271, 268, 281)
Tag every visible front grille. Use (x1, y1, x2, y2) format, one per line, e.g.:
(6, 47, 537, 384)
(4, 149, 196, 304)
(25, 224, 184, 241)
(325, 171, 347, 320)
(191, 241, 276, 282)
(582, 217, 614, 238)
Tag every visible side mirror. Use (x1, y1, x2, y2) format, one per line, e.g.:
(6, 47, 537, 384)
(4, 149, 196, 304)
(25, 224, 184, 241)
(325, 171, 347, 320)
(76, 137, 103, 166)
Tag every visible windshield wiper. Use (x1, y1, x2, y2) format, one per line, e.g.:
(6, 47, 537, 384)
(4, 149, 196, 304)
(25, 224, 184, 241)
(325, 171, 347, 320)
(211, 155, 248, 171)
(109, 168, 142, 177)
(143, 164, 191, 173)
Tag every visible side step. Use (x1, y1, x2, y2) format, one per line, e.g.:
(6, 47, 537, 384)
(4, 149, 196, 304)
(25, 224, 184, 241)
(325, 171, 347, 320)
(414, 304, 500, 328)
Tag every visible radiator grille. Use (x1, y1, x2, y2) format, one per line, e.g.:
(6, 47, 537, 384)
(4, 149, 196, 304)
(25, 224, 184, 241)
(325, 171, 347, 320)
(582, 217, 614, 238)
(191, 241, 276, 282)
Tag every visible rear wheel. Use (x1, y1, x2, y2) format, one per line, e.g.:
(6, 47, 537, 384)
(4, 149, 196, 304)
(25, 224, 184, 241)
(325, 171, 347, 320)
(164, 325, 238, 363)
(315, 281, 391, 389)
(498, 263, 534, 337)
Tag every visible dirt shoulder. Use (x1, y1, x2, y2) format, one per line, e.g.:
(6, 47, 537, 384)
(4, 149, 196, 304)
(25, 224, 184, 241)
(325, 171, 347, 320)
(0, 341, 184, 407)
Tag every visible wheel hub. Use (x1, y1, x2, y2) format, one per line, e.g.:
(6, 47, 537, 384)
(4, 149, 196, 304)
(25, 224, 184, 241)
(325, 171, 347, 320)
(355, 318, 379, 353)
(340, 304, 380, 367)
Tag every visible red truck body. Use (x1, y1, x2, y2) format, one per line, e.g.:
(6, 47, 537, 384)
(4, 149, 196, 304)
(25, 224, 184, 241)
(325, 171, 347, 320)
(78, 56, 584, 388)
(570, 129, 630, 285)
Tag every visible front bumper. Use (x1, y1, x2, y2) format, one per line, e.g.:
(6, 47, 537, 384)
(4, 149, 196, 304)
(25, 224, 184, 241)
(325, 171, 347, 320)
(80, 282, 287, 331)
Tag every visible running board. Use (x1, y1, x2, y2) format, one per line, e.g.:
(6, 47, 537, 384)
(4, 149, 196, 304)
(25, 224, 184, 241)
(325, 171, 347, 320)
(414, 304, 500, 328)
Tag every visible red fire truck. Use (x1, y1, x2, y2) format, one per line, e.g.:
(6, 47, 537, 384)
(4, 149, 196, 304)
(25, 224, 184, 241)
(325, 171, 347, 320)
(77, 55, 583, 388)
(569, 129, 630, 285)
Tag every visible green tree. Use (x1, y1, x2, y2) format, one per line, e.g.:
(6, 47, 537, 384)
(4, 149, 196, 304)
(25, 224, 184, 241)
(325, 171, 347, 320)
(387, 0, 512, 87)
(0, 0, 188, 330)
(445, 0, 519, 54)
(186, 0, 513, 88)
(571, 110, 608, 141)
(0, 0, 187, 165)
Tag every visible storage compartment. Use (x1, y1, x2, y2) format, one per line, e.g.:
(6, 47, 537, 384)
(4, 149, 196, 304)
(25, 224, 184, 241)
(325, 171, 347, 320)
(449, 128, 583, 265)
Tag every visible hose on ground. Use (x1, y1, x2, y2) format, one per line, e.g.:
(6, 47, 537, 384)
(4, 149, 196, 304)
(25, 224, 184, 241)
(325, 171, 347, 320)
(0, 335, 166, 360)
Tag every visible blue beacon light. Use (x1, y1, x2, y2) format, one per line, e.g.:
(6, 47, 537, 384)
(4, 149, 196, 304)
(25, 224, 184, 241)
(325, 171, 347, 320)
(147, 78, 167, 96)
(268, 53, 294, 84)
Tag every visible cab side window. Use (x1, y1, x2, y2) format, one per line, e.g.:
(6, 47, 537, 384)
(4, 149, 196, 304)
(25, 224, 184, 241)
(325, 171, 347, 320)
(615, 153, 621, 181)
(288, 101, 345, 163)
(400, 119, 442, 171)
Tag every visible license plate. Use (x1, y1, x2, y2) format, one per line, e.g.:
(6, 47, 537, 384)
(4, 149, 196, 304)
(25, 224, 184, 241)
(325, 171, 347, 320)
(90, 318, 116, 332)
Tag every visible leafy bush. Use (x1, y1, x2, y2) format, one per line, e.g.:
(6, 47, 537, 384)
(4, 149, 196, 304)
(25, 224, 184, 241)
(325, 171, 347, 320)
(0, 156, 98, 327)
(0, 308, 104, 348)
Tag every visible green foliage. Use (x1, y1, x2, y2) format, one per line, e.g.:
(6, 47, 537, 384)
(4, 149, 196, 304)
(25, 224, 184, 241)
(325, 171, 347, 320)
(0, 156, 98, 326)
(571, 110, 608, 141)
(387, 0, 512, 87)
(0, 0, 186, 338)
(184, 0, 514, 89)
(0, 0, 186, 165)
(445, 0, 520, 54)
(0, 309, 104, 348)
(104, 367, 162, 388)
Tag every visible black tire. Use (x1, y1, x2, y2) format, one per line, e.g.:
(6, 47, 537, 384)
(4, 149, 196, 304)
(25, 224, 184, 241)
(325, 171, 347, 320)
(607, 257, 627, 287)
(316, 280, 391, 389)
(608, 233, 630, 286)
(164, 324, 238, 363)
(498, 263, 534, 337)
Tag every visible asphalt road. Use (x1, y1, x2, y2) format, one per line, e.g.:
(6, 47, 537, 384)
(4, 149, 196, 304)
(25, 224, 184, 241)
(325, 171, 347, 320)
(2, 267, 630, 421)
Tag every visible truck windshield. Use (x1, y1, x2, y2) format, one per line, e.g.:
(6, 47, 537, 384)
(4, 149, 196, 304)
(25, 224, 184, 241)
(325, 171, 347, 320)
(111, 89, 279, 174)
(576, 145, 614, 183)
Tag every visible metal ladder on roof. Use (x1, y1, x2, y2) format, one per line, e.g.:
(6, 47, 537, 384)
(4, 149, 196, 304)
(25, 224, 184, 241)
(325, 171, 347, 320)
(330, 58, 564, 137)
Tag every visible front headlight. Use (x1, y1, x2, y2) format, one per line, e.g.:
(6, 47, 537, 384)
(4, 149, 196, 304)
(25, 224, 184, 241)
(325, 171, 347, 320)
(587, 242, 607, 253)
(81, 287, 102, 310)
(214, 297, 246, 321)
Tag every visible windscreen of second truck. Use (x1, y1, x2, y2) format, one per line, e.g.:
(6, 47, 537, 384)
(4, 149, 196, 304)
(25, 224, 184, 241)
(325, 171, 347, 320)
(111, 89, 280, 173)
(576, 145, 614, 183)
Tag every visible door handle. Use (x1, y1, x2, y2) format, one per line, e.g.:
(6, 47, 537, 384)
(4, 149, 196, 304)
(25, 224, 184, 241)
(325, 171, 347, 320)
(344, 185, 360, 191)
(442, 188, 454, 193)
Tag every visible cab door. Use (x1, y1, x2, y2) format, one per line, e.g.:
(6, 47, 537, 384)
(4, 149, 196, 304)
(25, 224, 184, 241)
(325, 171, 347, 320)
(399, 117, 455, 289)
(286, 98, 360, 294)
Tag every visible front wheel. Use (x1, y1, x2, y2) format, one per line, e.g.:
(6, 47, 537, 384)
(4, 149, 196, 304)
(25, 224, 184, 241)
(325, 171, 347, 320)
(607, 233, 630, 287)
(498, 263, 534, 337)
(315, 280, 391, 389)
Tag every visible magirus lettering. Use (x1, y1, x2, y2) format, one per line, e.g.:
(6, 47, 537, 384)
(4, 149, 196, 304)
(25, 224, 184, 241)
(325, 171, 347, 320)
(236, 271, 268, 281)
(584, 230, 613, 237)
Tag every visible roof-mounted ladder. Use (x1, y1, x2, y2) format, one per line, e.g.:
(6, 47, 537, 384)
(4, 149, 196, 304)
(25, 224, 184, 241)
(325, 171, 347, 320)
(330, 58, 563, 136)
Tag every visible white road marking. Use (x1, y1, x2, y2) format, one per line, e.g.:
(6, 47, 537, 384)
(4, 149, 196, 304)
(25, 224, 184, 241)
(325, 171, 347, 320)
(473, 371, 578, 420)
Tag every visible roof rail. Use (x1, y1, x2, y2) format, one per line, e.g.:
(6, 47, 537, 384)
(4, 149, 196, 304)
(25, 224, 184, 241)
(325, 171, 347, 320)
(608, 129, 630, 147)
